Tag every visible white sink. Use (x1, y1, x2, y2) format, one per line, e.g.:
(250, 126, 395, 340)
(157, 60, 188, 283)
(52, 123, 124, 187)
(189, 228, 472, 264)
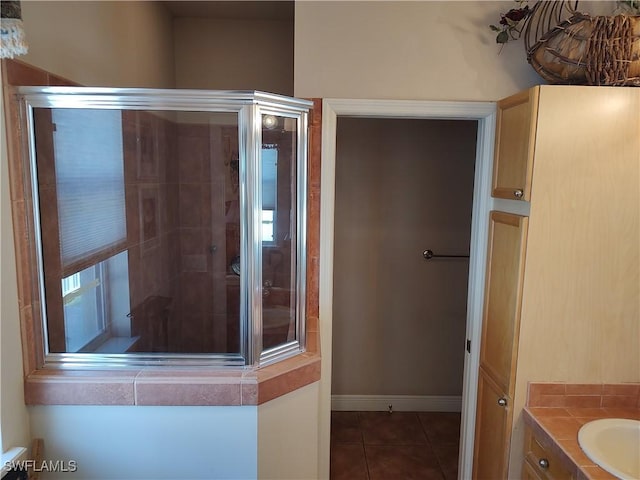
(578, 418, 640, 480)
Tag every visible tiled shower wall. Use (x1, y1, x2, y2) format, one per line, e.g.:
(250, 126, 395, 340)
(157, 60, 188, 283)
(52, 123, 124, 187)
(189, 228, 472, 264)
(174, 122, 239, 353)
(125, 111, 180, 353)
(127, 116, 242, 354)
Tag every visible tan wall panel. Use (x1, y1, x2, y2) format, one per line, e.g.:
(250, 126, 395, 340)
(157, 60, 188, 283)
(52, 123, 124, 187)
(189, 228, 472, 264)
(520, 86, 640, 385)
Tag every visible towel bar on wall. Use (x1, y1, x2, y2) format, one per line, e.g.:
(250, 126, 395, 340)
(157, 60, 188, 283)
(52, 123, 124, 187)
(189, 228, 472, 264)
(423, 249, 470, 260)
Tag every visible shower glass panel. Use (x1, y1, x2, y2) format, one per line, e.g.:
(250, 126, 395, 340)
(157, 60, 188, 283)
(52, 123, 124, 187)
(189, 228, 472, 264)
(261, 114, 297, 351)
(20, 87, 310, 367)
(33, 107, 241, 355)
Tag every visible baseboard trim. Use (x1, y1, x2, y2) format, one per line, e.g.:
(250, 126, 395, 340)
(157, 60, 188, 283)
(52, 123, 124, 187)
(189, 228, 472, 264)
(331, 394, 462, 412)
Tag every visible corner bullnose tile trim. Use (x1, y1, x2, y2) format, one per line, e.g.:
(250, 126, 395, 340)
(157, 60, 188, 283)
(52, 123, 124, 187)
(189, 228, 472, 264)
(24, 353, 320, 406)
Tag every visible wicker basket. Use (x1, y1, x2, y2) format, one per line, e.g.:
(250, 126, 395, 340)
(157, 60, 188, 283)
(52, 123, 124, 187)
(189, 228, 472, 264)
(526, 11, 640, 86)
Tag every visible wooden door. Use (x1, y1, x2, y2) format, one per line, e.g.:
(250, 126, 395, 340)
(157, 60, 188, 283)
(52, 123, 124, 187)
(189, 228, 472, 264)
(479, 211, 528, 395)
(473, 368, 512, 479)
(492, 87, 538, 201)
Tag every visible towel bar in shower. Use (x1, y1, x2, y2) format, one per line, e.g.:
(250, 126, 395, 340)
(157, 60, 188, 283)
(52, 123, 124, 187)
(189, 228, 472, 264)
(423, 249, 470, 260)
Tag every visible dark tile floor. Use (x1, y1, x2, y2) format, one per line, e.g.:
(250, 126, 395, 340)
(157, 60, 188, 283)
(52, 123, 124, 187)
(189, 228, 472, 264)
(330, 411, 461, 480)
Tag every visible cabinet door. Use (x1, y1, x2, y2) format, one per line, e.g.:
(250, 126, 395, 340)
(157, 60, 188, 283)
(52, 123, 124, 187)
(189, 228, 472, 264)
(473, 368, 512, 480)
(492, 87, 539, 201)
(479, 211, 528, 395)
(522, 460, 544, 480)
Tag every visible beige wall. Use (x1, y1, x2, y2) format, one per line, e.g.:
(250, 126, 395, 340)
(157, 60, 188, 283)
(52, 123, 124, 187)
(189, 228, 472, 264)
(294, 1, 543, 100)
(332, 118, 476, 396)
(20, 1, 175, 87)
(173, 17, 293, 95)
(0, 79, 31, 453)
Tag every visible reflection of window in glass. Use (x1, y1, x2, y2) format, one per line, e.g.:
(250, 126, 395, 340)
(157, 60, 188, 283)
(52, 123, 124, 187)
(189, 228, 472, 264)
(61, 272, 81, 297)
(49, 109, 131, 353)
(261, 210, 274, 242)
(62, 264, 106, 352)
(262, 147, 277, 244)
(62, 251, 131, 353)
(52, 109, 126, 268)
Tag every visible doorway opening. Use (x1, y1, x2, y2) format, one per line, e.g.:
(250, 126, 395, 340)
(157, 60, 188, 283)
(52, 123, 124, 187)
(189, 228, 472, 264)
(318, 99, 496, 480)
(330, 117, 476, 478)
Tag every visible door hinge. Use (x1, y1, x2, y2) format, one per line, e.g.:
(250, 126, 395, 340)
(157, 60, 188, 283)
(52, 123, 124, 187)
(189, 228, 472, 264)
(466, 339, 471, 353)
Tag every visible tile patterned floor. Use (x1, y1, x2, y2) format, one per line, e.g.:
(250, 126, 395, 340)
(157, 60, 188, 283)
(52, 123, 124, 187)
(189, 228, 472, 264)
(330, 411, 461, 480)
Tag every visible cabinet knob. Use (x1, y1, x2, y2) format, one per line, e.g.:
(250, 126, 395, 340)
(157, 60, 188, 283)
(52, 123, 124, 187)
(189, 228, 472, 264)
(513, 189, 524, 199)
(538, 458, 549, 470)
(497, 397, 507, 407)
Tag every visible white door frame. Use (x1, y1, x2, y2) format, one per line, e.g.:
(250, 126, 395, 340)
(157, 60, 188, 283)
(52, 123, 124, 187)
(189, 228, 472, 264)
(318, 98, 496, 480)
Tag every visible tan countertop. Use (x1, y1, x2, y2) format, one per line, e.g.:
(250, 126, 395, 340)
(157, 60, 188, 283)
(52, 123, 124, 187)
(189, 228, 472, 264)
(523, 406, 640, 480)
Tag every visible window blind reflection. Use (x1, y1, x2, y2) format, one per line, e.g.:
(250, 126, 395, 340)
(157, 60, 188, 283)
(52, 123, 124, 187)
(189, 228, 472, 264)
(52, 109, 126, 270)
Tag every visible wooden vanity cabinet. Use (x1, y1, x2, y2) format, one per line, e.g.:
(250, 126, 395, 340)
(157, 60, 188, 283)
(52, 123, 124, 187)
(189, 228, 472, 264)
(473, 85, 640, 479)
(492, 87, 539, 201)
(523, 427, 574, 480)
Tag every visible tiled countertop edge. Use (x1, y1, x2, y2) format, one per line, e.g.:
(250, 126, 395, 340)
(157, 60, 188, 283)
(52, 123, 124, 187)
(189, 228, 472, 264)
(522, 407, 610, 480)
(24, 352, 321, 406)
(524, 381, 640, 480)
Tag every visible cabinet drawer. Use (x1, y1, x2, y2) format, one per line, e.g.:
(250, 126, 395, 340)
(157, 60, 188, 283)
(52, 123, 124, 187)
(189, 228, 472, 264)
(525, 428, 574, 480)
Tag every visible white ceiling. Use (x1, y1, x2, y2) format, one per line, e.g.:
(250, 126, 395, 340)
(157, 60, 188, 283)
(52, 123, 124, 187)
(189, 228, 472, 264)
(162, 1, 294, 20)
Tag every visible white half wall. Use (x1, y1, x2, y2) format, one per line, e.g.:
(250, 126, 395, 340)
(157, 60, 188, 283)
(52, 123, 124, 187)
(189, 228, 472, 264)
(258, 382, 319, 480)
(28, 405, 257, 480)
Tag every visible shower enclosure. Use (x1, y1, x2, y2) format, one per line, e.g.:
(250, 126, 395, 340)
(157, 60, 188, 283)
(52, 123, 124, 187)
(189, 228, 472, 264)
(19, 87, 311, 367)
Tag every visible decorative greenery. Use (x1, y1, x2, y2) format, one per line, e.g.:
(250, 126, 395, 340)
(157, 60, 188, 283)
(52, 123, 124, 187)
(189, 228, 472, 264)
(490, 1, 533, 44)
(490, 0, 640, 45)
